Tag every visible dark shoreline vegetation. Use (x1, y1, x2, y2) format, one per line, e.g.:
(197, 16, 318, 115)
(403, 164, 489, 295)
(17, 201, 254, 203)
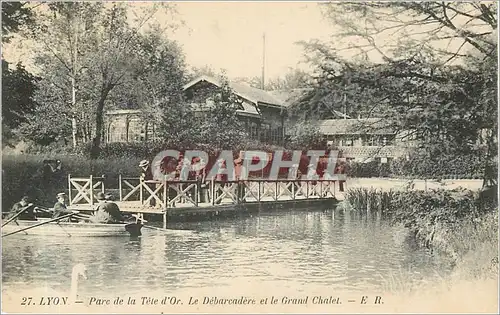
(342, 187, 499, 282)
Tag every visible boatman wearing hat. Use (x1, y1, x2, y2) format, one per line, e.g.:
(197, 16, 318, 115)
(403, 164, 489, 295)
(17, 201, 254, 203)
(92, 192, 123, 223)
(139, 160, 156, 207)
(52, 192, 74, 221)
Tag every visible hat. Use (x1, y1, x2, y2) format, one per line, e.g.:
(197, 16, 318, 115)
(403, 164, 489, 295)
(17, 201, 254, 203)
(21, 196, 30, 202)
(96, 192, 106, 201)
(56, 192, 66, 198)
(139, 160, 149, 167)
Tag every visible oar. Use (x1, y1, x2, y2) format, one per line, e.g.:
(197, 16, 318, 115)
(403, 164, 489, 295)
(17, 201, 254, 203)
(2, 204, 34, 227)
(14, 220, 29, 235)
(1, 212, 77, 238)
(35, 207, 90, 223)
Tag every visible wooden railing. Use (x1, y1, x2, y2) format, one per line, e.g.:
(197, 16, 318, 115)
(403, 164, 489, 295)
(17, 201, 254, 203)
(117, 175, 347, 209)
(68, 175, 106, 206)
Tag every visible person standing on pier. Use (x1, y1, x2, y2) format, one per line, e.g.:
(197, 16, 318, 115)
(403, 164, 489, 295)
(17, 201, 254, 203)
(306, 163, 319, 196)
(214, 158, 228, 204)
(194, 157, 208, 203)
(335, 162, 346, 192)
(234, 152, 246, 203)
(139, 160, 156, 207)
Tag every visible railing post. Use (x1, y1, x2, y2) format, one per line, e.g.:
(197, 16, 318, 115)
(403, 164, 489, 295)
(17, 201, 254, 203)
(306, 181, 309, 199)
(163, 177, 168, 209)
(140, 177, 144, 205)
(101, 174, 105, 193)
(320, 181, 323, 198)
(194, 181, 199, 207)
(236, 181, 240, 205)
(292, 180, 295, 200)
(163, 211, 167, 229)
(119, 174, 123, 201)
(211, 178, 215, 206)
(90, 175, 94, 206)
(257, 181, 261, 202)
(275, 182, 278, 201)
(68, 174, 72, 206)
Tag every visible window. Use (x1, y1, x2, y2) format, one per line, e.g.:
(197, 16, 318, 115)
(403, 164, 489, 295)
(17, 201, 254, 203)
(248, 122, 259, 140)
(128, 119, 145, 142)
(108, 120, 127, 143)
(341, 137, 354, 146)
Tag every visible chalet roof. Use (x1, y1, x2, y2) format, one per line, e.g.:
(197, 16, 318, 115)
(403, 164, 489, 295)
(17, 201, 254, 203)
(318, 118, 395, 135)
(183, 75, 284, 107)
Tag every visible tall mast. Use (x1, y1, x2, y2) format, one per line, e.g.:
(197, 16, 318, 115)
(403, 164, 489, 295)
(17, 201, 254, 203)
(261, 32, 266, 90)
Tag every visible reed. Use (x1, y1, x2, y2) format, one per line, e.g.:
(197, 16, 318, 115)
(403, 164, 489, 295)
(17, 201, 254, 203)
(343, 187, 398, 217)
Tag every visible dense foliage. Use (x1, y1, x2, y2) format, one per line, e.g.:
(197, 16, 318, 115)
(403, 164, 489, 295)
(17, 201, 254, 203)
(1, 60, 39, 147)
(298, 2, 498, 187)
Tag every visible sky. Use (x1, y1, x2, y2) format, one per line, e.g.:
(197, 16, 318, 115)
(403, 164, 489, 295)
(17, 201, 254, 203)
(167, 2, 336, 79)
(2, 2, 338, 80)
(3, 2, 490, 80)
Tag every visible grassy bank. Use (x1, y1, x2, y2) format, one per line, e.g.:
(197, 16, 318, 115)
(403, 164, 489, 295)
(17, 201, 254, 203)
(343, 187, 498, 293)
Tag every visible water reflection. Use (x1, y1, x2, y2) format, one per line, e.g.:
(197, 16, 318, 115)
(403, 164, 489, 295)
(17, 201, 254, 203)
(2, 208, 449, 297)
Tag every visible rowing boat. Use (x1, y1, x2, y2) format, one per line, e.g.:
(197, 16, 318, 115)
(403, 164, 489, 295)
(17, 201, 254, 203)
(1, 219, 143, 237)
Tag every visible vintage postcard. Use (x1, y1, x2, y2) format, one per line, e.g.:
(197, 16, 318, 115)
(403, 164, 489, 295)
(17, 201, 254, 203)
(1, 1, 498, 314)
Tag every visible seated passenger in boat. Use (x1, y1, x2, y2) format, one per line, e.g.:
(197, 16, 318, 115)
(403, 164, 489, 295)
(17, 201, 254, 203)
(90, 192, 123, 224)
(52, 192, 76, 222)
(6, 196, 36, 221)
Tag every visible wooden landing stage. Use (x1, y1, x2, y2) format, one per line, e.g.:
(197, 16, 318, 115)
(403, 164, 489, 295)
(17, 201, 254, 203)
(67, 175, 347, 227)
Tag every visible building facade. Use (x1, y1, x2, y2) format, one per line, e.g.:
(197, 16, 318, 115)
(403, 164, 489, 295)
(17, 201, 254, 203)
(317, 118, 415, 162)
(103, 75, 413, 162)
(104, 75, 287, 145)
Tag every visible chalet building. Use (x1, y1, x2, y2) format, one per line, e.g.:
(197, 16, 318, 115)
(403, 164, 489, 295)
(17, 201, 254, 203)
(103, 75, 413, 162)
(316, 118, 413, 163)
(104, 75, 287, 145)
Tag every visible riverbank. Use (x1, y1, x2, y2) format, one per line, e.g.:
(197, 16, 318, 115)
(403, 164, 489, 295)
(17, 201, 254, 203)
(347, 177, 483, 192)
(342, 186, 498, 313)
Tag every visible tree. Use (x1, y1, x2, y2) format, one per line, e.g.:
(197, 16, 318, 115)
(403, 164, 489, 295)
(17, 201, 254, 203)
(2, 2, 38, 147)
(198, 75, 248, 149)
(315, 2, 497, 64)
(286, 119, 323, 150)
(113, 28, 190, 145)
(186, 65, 221, 82)
(27, 2, 181, 157)
(1, 60, 39, 147)
(234, 68, 314, 91)
(1, 2, 35, 43)
(299, 2, 497, 186)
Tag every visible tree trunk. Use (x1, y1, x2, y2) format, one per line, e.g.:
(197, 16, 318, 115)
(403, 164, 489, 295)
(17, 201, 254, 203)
(90, 85, 112, 159)
(483, 128, 497, 188)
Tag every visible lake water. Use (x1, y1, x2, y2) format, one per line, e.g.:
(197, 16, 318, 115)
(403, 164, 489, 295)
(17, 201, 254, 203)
(2, 208, 451, 311)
